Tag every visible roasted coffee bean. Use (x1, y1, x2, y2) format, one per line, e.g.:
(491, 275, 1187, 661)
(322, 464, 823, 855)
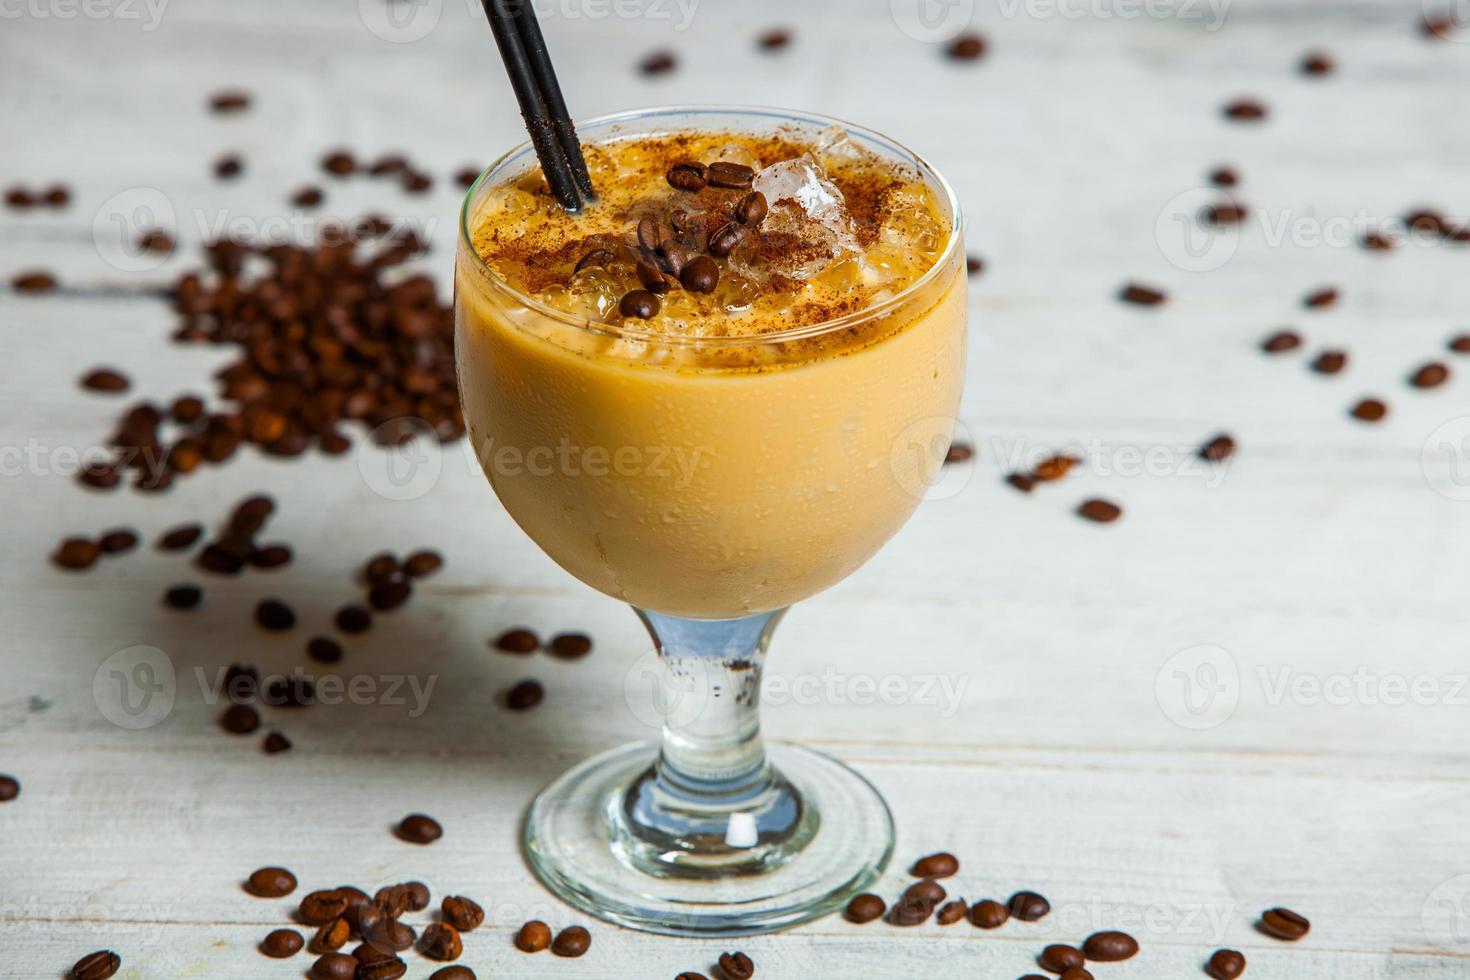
(575, 248, 616, 273)
(620, 289, 661, 319)
(1205, 948, 1247, 979)
(1119, 283, 1166, 306)
(1301, 50, 1334, 75)
(307, 636, 343, 664)
(1361, 230, 1397, 250)
(735, 191, 768, 226)
(300, 890, 351, 925)
(402, 170, 433, 193)
(404, 549, 443, 577)
(886, 893, 934, 926)
(364, 553, 398, 583)
(322, 150, 356, 176)
(0, 775, 18, 801)
(707, 221, 748, 258)
(222, 664, 258, 703)
(309, 952, 358, 979)
(639, 50, 677, 75)
(1039, 944, 1086, 972)
(368, 154, 409, 175)
(935, 899, 968, 925)
(1203, 201, 1248, 225)
(668, 161, 709, 191)
(456, 166, 481, 188)
(358, 958, 408, 980)
(1078, 498, 1123, 523)
(945, 442, 974, 464)
(78, 460, 121, 490)
(246, 866, 297, 897)
(947, 32, 986, 59)
(967, 255, 984, 275)
(970, 898, 1009, 928)
(442, 895, 485, 932)
(396, 813, 443, 844)
(1262, 330, 1302, 353)
(363, 917, 416, 953)
(82, 368, 130, 392)
(1082, 930, 1139, 961)
(1223, 98, 1268, 120)
(1008, 890, 1050, 921)
(1312, 349, 1348, 374)
(263, 731, 292, 754)
(677, 974, 710, 980)
(515, 919, 553, 952)
(369, 579, 412, 611)
(905, 879, 947, 905)
(221, 703, 260, 734)
(255, 598, 296, 631)
(844, 893, 885, 923)
(249, 544, 292, 569)
(1059, 969, 1094, 980)
(1259, 906, 1310, 940)
(507, 679, 545, 710)
(1035, 454, 1080, 481)
(910, 851, 959, 878)
(70, 950, 121, 979)
(637, 217, 673, 252)
(758, 27, 792, 49)
(215, 154, 243, 179)
(53, 537, 101, 570)
(551, 925, 591, 957)
(549, 632, 593, 659)
(1350, 397, 1388, 422)
(4, 186, 34, 208)
(1424, 12, 1458, 37)
(1210, 166, 1239, 187)
(494, 628, 539, 653)
(312, 917, 351, 953)
(12, 270, 57, 293)
(376, 881, 430, 912)
(292, 186, 325, 208)
(638, 258, 677, 294)
(681, 255, 720, 294)
(707, 161, 755, 191)
(43, 186, 69, 206)
(261, 928, 304, 957)
(138, 229, 174, 254)
(1200, 434, 1235, 462)
(162, 583, 202, 610)
(336, 605, 372, 633)
(421, 923, 463, 960)
(1449, 333, 1470, 353)
(209, 89, 251, 112)
(429, 968, 476, 980)
(1007, 471, 1037, 493)
(98, 528, 138, 554)
(1303, 286, 1338, 308)
(719, 950, 754, 979)
(1411, 362, 1450, 388)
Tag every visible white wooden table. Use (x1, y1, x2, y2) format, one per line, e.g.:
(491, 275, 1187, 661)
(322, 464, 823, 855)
(4, 0, 1470, 976)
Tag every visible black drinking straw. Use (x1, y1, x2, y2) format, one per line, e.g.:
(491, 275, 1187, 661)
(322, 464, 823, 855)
(481, 0, 591, 212)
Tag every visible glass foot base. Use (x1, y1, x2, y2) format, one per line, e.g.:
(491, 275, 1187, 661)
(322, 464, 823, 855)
(523, 741, 894, 937)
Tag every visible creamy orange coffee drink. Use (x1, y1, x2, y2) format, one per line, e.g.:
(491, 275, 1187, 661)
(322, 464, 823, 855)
(455, 107, 964, 937)
(457, 115, 965, 619)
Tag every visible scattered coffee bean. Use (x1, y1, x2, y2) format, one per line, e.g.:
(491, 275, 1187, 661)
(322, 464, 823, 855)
(495, 628, 540, 653)
(364, 553, 399, 583)
(357, 956, 408, 980)
(1007, 472, 1037, 493)
(886, 893, 934, 926)
(507, 679, 545, 710)
(261, 928, 304, 958)
(12, 270, 57, 293)
(307, 636, 344, 664)
(312, 917, 351, 953)
(403, 549, 443, 577)
(456, 167, 481, 188)
(396, 813, 443, 844)
(1423, 13, 1457, 38)
(677, 974, 710, 980)
(516, 920, 553, 952)
(1083, 930, 1139, 961)
(945, 442, 974, 464)
(1303, 286, 1338, 308)
(1262, 329, 1302, 353)
(910, 852, 960, 878)
(935, 899, 968, 925)
(620, 289, 660, 319)
(719, 950, 754, 979)
(735, 191, 769, 226)
(1410, 362, 1450, 388)
(209, 90, 250, 113)
(1119, 283, 1166, 306)
(368, 154, 409, 175)
(4, 186, 34, 208)
(970, 898, 1009, 928)
(667, 161, 708, 192)
(682, 254, 721, 294)
(249, 544, 292, 569)
(442, 895, 485, 932)
(947, 32, 986, 59)
(81, 368, 130, 393)
(707, 161, 755, 190)
(163, 584, 202, 610)
(758, 27, 792, 50)
(292, 186, 324, 208)
(255, 598, 296, 631)
(430, 969, 476, 980)
(640, 50, 677, 75)
(402, 171, 433, 193)
(336, 605, 372, 633)
(52, 537, 99, 570)
(364, 917, 417, 953)
(1209, 166, 1239, 187)
(369, 578, 412, 611)
(1008, 890, 1051, 921)
(1311, 349, 1348, 375)
(263, 731, 292, 754)
(300, 889, 351, 924)
(1078, 499, 1123, 523)
(215, 154, 243, 179)
(1205, 948, 1247, 978)
(1361, 230, 1397, 250)
(845, 893, 886, 923)
(1259, 906, 1310, 940)
(708, 221, 748, 258)
(1350, 398, 1388, 422)
(1300, 50, 1334, 75)
(905, 878, 947, 905)
(551, 925, 591, 957)
(138, 229, 174, 254)
(379, 880, 430, 912)
(421, 922, 463, 960)
(0, 775, 18, 802)
(1034, 454, 1080, 481)
(95, 528, 138, 554)
(1059, 969, 1094, 980)
(967, 255, 984, 276)
(1039, 944, 1086, 972)
(70, 950, 121, 980)
(1203, 200, 1248, 225)
(1222, 98, 1267, 120)
(638, 258, 677, 294)
(221, 704, 260, 734)
(309, 952, 358, 979)
(223, 664, 259, 703)
(549, 632, 593, 659)
(1199, 434, 1235, 462)
(321, 150, 356, 176)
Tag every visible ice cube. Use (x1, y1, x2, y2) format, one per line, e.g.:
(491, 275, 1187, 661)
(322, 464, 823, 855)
(814, 125, 866, 168)
(734, 156, 860, 285)
(752, 156, 849, 230)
